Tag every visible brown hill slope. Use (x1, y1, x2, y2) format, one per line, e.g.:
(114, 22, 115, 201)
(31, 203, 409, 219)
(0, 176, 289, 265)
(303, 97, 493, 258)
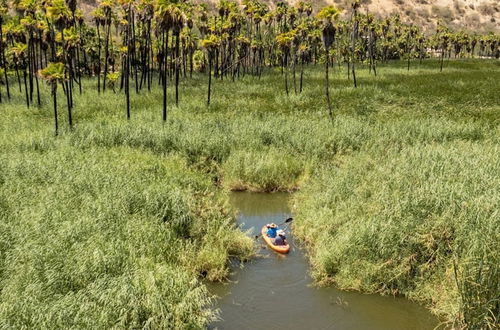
(303, 0, 498, 33)
(79, 0, 499, 33)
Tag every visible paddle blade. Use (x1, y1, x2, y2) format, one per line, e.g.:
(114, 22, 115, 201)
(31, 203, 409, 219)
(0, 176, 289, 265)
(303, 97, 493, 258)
(285, 217, 293, 223)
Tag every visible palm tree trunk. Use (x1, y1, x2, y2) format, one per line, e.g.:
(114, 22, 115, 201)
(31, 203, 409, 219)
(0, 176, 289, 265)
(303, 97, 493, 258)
(407, 41, 411, 71)
(189, 48, 193, 78)
(347, 59, 350, 80)
(284, 51, 289, 96)
(131, 13, 139, 94)
(125, 11, 131, 120)
(148, 37, 153, 91)
(351, 54, 357, 88)
(299, 55, 304, 93)
(162, 30, 169, 121)
(27, 38, 34, 104)
(182, 47, 187, 78)
(103, 22, 111, 92)
(0, 23, 9, 99)
(325, 51, 333, 123)
(126, 54, 130, 119)
(76, 39, 82, 94)
(15, 62, 22, 92)
(351, 18, 358, 88)
(207, 53, 212, 106)
(34, 51, 41, 106)
(96, 23, 101, 94)
(440, 47, 445, 72)
(52, 83, 58, 136)
(23, 67, 29, 108)
(292, 51, 297, 94)
(351, 56, 357, 88)
(63, 80, 73, 128)
(174, 28, 180, 106)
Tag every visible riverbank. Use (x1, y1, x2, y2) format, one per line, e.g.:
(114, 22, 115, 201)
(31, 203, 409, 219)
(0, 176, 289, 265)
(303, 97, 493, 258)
(0, 59, 498, 327)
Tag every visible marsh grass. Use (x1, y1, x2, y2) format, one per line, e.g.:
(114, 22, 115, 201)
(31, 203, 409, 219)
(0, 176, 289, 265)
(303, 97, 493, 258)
(292, 141, 499, 326)
(0, 147, 253, 328)
(0, 59, 498, 327)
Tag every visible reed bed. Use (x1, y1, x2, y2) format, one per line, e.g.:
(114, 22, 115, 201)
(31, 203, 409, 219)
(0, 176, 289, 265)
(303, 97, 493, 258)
(0, 60, 498, 327)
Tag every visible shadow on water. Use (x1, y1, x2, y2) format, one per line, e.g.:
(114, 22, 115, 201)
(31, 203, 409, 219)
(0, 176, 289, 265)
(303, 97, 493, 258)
(208, 192, 440, 330)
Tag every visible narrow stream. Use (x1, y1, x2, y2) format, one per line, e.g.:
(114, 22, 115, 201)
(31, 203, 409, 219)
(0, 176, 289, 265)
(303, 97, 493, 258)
(208, 192, 440, 330)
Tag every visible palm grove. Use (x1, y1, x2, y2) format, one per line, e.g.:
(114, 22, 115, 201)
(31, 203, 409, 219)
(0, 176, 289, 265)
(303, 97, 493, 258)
(0, 0, 499, 133)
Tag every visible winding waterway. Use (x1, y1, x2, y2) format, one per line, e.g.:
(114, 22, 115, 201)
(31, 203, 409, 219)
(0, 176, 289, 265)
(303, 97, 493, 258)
(209, 192, 440, 330)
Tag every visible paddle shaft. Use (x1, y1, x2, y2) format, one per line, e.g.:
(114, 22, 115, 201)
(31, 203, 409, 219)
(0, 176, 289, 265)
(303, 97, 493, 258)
(276, 218, 293, 227)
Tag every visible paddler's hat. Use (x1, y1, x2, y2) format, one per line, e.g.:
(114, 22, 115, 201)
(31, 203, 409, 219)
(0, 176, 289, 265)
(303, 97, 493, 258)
(269, 223, 277, 228)
(277, 230, 285, 236)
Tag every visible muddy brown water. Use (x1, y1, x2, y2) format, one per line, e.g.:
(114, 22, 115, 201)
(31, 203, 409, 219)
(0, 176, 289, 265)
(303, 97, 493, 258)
(208, 192, 440, 330)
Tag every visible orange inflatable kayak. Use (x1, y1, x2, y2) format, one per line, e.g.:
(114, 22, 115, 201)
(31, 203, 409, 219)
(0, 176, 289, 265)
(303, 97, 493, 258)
(261, 226, 290, 254)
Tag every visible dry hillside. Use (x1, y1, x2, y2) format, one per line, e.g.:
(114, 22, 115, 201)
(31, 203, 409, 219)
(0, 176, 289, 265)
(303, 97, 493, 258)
(314, 0, 500, 33)
(79, 0, 500, 33)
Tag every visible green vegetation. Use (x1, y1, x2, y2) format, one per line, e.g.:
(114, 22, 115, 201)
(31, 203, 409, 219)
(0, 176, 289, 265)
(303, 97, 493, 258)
(0, 148, 256, 328)
(1, 58, 499, 328)
(0, 84, 259, 326)
(293, 143, 499, 328)
(1, 0, 499, 327)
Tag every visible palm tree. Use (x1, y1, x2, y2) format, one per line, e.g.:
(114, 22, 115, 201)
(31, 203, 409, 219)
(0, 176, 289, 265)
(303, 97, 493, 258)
(171, 3, 185, 106)
(0, 0, 8, 102)
(4, 21, 25, 94)
(119, 0, 133, 120)
(297, 42, 308, 93)
(468, 34, 478, 58)
(0, 0, 15, 102)
(405, 25, 418, 71)
(201, 34, 220, 106)
(294, 18, 313, 94)
(364, 13, 378, 75)
(47, 0, 71, 51)
(234, 34, 249, 78)
(107, 71, 119, 92)
(136, 0, 154, 90)
(276, 30, 295, 96)
(436, 23, 450, 72)
(39, 62, 65, 135)
(61, 26, 80, 123)
(47, 0, 74, 126)
(155, 0, 181, 121)
(20, 10, 43, 107)
(349, 0, 360, 88)
(181, 27, 198, 78)
(98, 0, 114, 93)
(14, 0, 40, 102)
(317, 5, 340, 123)
(10, 42, 30, 108)
(92, 7, 106, 93)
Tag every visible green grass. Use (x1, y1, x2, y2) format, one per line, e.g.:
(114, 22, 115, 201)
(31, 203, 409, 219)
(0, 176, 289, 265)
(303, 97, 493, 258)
(293, 142, 499, 327)
(0, 146, 254, 328)
(0, 59, 498, 327)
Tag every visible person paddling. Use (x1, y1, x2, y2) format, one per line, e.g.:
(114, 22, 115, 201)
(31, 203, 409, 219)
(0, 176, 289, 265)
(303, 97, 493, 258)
(266, 223, 278, 238)
(274, 230, 287, 246)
